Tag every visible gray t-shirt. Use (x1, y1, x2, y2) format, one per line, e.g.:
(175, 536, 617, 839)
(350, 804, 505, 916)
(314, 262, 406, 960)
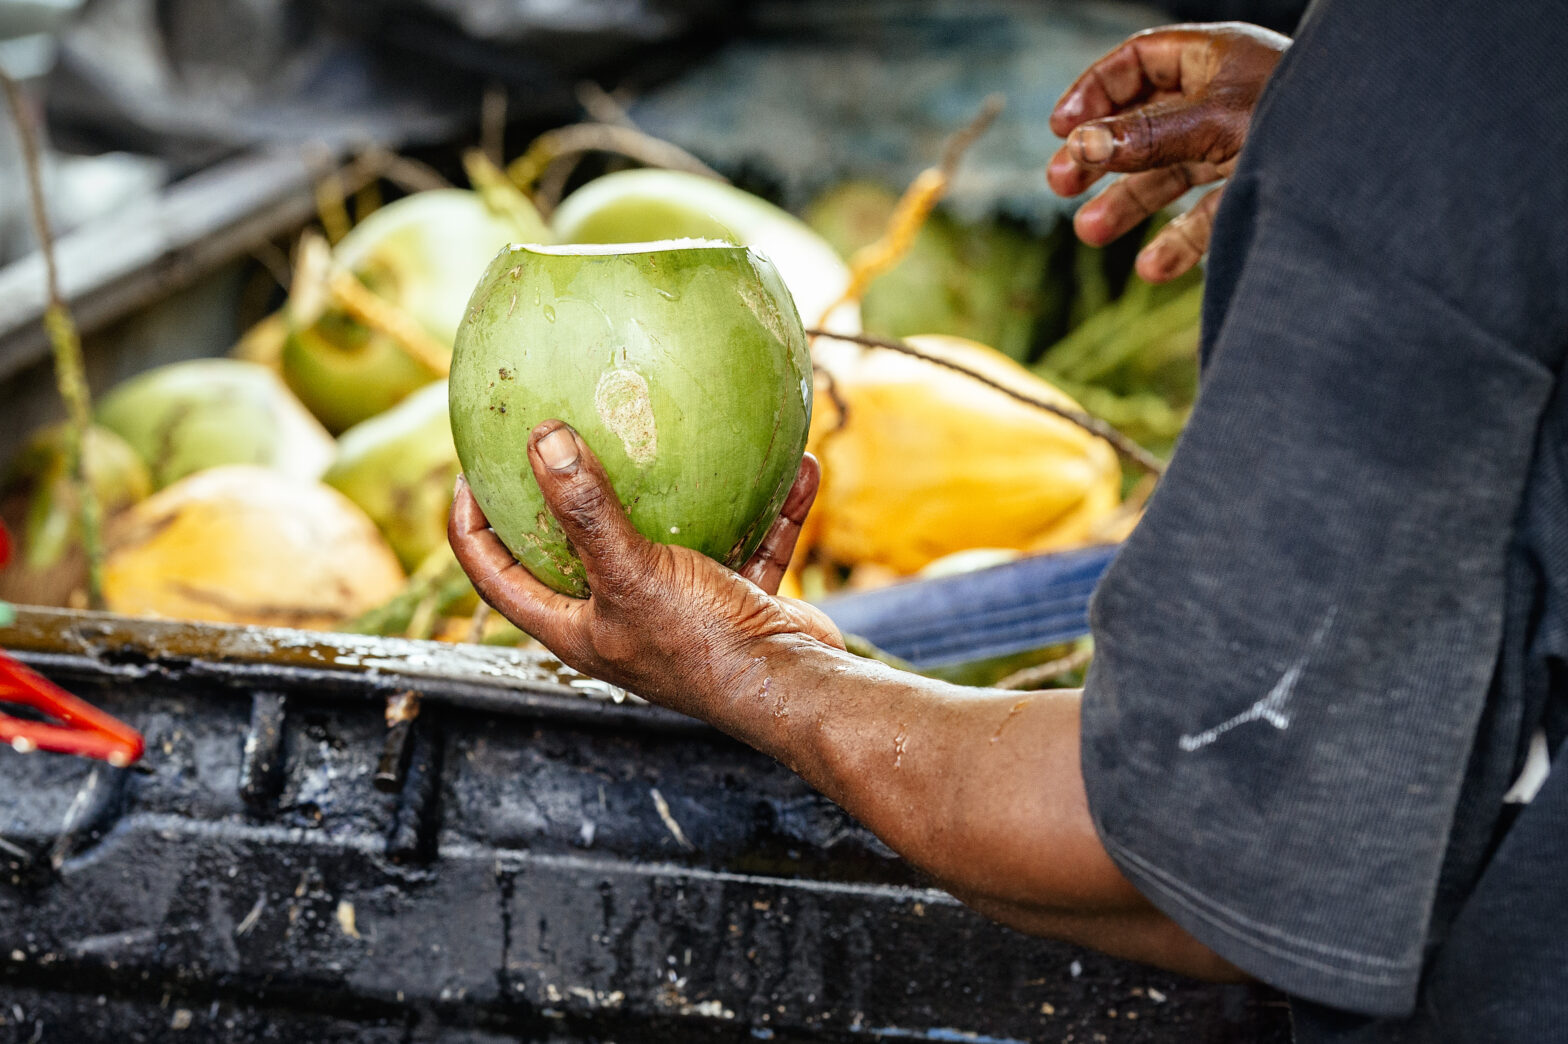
(1079, 1, 1568, 1039)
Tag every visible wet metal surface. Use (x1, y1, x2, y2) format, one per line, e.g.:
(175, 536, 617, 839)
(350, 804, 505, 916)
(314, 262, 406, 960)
(0, 608, 1291, 1041)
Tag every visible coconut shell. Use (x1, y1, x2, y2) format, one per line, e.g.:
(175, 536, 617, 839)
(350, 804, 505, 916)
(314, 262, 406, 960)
(553, 169, 860, 334)
(324, 380, 459, 572)
(809, 333, 1121, 574)
(450, 240, 813, 597)
(96, 358, 335, 489)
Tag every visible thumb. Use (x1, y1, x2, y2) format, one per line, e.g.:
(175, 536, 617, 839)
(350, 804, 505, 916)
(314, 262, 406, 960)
(528, 421, 655, 595)
(1067, 96, 1248, 173)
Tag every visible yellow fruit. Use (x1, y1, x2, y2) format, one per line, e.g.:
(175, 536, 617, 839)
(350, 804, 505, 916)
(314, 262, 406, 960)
(809, 334, 1120, 574)
(103, 465, 405, 629)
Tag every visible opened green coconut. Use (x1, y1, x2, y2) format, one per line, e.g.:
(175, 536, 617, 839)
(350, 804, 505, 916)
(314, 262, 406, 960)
(284, 189, 550, 432)
(96, 358, 335, 489)
(551, 169, 859, 334)
(450, 240, 813, 597)
(324, 379, 458, 571)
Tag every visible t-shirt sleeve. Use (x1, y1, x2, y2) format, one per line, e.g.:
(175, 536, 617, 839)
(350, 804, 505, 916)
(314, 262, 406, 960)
(1078, 0, 1568, 1018)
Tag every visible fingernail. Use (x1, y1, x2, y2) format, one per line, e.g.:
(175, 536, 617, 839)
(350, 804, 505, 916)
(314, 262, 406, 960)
(453, 473, 467, 497)
(537, 426, 580, 472)
(1074, 126, 1113, 164)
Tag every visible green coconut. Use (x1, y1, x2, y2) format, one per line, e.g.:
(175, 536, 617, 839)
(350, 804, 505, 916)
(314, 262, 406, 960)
(323, 379, 458, 571)
(450, 240, 813, 597)
(551, 169, 859, 334)
(284, 188, 551, 433)
(0, 423, 152, 606)
(804, 180, 1054, 363)
(96, 358, 335, 489)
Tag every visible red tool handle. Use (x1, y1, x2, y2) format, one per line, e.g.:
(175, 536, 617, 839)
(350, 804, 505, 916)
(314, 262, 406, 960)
(0, 519, 146, 766)
(0, 658, 146, 766)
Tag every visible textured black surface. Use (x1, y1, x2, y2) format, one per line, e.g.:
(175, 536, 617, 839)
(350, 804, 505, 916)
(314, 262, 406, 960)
(0, 649, 1294, 1042)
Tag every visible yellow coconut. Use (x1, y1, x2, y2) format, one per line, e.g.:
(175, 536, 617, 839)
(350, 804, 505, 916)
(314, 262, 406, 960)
(808, 334, 1121, 575)
(103, 465, 405, 629)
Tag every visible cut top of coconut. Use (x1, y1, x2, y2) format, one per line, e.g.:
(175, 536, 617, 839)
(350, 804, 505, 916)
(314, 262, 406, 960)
(507, 238, 738, 256)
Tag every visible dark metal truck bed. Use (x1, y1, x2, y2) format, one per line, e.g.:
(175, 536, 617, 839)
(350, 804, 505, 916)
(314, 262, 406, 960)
(0, 3, 1293, 1036)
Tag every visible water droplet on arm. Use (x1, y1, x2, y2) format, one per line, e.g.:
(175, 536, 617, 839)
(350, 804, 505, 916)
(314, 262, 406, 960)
(991, 699, 1031, 743)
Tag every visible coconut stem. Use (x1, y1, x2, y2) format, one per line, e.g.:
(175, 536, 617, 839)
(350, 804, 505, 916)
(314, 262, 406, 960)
(994, 643, 1094, 691)
(313, 160, 354, 245)
(323, 267, 452, 377)
(462, 148, 544, 231)
(507, 123, 726, 211)
(1, 70, 106, 609)
(811, 362, 850, 433)
(805, 328, 1166, 477)
(816, 94, 1005, 328)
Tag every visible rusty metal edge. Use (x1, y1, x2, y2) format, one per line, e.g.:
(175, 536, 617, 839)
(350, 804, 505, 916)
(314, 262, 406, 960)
(0, 605, 706, 734)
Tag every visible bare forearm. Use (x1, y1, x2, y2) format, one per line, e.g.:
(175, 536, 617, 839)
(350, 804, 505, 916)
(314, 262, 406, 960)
(706, 635, 1240, 980)
(450, 429, 1237, 980)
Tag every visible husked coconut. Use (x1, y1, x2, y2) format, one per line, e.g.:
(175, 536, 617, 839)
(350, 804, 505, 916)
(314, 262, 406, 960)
(450, 240, 812, 597)
(95, 358, 335, 489)
(103, 465, 405, 629)
(283, 189, 550, 432)
(324, 380, 459, 572)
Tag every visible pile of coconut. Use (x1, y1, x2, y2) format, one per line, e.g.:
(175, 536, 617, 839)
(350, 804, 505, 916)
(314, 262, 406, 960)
(2, 164, 1125, 643)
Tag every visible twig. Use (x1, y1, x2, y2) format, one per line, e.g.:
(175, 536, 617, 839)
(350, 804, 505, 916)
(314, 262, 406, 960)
(995, 645, 1094, 691)
(481, 83, 508, 167)
(1, 70, 105, 609)
(361, 148, 452, 194)
(575, 82, 638, 129)
(249, 241, 294, 291)
(806, 329, 1165, 476)
(507, 123, 726, 199)
(343, 145, 451, 195)
(313, 162, 353, 245)
(464, 601, 492, 645)
(811, 362, 849, 432)
(817, 94, 1004, 327)
(940, 93, 1005, 175)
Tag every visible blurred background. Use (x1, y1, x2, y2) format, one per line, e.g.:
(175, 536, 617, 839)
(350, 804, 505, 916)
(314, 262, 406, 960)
(1, 0, 1309, 266)
(0, 4, 1322, 1043)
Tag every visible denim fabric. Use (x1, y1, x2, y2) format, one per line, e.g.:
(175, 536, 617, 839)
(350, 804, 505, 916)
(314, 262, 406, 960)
(1078, 0, 1568, 1036)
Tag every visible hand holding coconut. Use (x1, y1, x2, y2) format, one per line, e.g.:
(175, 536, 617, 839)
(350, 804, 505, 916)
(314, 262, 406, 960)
(447, 238, 844, 709)
(450, 428, 841, 714)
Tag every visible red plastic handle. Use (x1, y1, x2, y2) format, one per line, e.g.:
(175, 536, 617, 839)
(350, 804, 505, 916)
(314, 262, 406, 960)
(0, 656, 145, 766)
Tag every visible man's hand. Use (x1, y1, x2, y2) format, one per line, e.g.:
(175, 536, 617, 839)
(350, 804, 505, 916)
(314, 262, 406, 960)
(1048, 23, 1289, 282)
(449, 420, 844, 716)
